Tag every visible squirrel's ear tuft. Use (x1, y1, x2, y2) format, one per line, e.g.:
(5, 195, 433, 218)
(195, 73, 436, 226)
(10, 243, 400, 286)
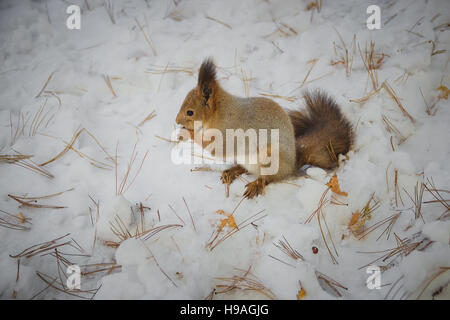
(198, 58, 216, 105)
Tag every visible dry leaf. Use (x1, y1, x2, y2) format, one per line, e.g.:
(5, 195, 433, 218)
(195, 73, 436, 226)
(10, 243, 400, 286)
(348, 194, 378, 236)
(437, 86, 449, 100)
(348, 211, 360, 226)
(216, 210, 238, 232)
(349, 210, 367, 233)
(362, 202, 373, 220)
(349, 216, 366, 234)
(297, 287, 307, 299)
(326, 173, 348, 196)
(16, 213, 27, 224)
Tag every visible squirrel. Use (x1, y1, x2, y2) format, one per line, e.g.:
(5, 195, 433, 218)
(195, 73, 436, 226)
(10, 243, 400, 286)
(176, 58, 353, 199)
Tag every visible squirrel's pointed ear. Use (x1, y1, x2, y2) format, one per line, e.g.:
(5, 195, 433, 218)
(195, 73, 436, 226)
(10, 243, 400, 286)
(197, 58, 216, 107)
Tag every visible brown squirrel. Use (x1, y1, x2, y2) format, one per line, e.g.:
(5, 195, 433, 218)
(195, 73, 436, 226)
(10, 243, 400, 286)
(176, 58, 353, 199)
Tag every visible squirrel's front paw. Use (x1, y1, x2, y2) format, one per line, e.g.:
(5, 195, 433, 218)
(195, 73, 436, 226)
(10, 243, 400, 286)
(243, 178, 267, 199)
(221, 165, 247, 185)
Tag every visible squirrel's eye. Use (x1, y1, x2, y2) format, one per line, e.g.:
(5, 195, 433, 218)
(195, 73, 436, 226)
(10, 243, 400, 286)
(187, 110, 194, 116)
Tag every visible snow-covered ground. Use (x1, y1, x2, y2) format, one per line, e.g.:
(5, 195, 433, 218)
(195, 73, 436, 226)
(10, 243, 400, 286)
(0, 0, 449, 300)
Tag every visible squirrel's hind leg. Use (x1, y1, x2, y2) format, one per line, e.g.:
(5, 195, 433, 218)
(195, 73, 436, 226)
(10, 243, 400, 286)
(243, 177, 267, 199)
(243, 149, 295, 199)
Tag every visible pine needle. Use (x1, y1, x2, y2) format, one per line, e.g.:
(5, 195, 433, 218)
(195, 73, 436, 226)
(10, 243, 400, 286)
(135, 18, 157, 56)
(382, 81, 416, 124)
(205, 15, 232, 29)
(35, 71, 56, 98)
(215, 267, 277, 300)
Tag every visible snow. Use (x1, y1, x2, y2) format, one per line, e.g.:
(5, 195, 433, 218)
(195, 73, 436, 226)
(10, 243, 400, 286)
(0, 0, 449, 300)
(422, 220, 450, 245)
(96, 195, 133, 242)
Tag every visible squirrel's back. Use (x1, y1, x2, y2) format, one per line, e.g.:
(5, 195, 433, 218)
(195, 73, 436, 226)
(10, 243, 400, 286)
(288, 91, 353, 170)
(210, 91, 297, 178)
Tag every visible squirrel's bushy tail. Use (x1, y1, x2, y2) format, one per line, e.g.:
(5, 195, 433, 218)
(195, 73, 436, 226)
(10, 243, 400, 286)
(288, 90, 353, 169)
